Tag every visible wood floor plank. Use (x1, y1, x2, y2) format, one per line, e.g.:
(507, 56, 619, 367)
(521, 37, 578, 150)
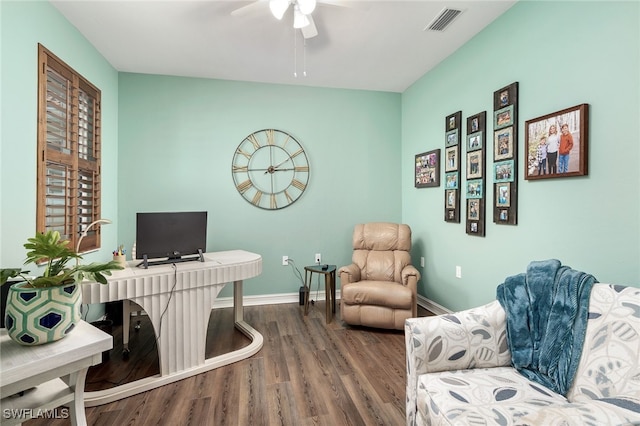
(23, 302, 432, 426)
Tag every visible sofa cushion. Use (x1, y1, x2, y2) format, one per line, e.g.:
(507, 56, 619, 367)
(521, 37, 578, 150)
(568, 284, 640, 402)
(417, 367, 567, 425)
(519, 396, 640, 425)
(341, 280, 412, 309)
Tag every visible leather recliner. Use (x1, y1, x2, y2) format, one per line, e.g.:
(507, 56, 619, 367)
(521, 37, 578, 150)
(338, 222, 420, 330)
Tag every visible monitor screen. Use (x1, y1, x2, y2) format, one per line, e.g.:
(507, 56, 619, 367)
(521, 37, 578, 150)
(136, 211, 207, 260)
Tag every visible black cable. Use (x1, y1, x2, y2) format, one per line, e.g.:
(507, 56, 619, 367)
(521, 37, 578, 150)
(155, 264, 179, 345)
(286, 259, 305, 286)
(81, 303, 91, 321)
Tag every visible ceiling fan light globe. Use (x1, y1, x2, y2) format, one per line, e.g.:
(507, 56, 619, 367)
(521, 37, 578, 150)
(269, 0, 289, 20)
(297, 0, 316, 15)
(293, 7, 310, 28)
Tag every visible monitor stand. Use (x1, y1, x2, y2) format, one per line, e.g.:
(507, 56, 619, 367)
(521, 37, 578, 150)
(138, 249, 205, 269)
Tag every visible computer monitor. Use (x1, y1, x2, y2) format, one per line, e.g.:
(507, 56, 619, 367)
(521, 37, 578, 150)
(135, 211, 207, 267)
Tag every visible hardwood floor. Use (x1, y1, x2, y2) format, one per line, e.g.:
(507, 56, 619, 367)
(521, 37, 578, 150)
(25, 302, 432, 426)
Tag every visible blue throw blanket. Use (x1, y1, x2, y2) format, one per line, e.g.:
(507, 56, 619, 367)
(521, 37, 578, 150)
(496, 259, 597, 396)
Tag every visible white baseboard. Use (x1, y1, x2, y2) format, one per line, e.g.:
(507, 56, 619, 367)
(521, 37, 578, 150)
(417, 294, 451, 315)
(210, 290, 451, 316)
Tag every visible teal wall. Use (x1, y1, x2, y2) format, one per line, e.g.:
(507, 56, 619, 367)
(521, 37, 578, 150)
(402, 1, 640, 311)
(117, 74, 402, 296)
(1, 1, 638, 311)
(0, 1, 119, 270)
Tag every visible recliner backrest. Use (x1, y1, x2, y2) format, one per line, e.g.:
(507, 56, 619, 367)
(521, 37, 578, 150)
(351, 223, 412, 283)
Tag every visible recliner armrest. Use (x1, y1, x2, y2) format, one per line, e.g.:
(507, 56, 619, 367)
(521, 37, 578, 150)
(401, 265, 420, 287)
(338, 263, 361, 283)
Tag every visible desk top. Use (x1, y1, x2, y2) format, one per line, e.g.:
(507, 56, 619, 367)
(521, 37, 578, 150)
(82, 250, 262, 304)
(0, 320, 112, 388)
(304, 264, 337, 274)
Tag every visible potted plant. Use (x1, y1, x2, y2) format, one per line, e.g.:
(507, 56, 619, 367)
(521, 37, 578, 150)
(1, 230, 123, 346)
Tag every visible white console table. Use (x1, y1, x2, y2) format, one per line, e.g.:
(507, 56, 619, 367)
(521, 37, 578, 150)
(0, 320, 112, 426)
(80, 250, 263, 406)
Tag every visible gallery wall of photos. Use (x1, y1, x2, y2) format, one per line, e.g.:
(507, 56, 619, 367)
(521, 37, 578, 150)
(492, 82, 519, 225)
(443, 111, 461, 222)
(465, 112, 486, 236)
(414, 82, 520, 237)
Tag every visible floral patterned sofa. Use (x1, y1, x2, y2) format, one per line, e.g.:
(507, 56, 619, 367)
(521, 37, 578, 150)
(405, 283, 640, 425)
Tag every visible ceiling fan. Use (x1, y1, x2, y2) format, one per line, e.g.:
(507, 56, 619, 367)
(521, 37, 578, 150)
(231, 0, 321, 39)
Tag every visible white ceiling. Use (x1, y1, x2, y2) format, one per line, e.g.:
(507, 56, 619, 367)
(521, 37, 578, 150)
(50, 0, 516, 93)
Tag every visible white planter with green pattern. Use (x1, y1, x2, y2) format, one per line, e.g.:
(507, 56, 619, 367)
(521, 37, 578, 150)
(4, 281, 81, 345)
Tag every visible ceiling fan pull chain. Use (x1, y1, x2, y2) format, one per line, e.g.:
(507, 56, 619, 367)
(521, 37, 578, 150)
(303, 37, 307, 77)
(293, 27, 297, 78)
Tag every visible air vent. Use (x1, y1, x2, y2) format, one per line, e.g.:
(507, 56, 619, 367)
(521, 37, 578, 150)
(425, 8, 462, 32)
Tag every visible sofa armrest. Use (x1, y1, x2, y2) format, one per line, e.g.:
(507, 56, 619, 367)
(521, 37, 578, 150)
(338, 263, 361, 284)
(405, 300, 511, 425)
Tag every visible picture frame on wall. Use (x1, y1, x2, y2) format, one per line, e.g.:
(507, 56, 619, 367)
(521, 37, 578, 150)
(446, 189, 457, 208)
(465, 111, 486, 237)
(494, 105, 514, 129)
(467, 131, 483, 152)
(444, 110, 462, 224)
(445, 172, 458, 189)
(444, 146, 458, 172)
(494, 127, 514, 161)
(492, 81, 519, 226)
(466, 151, 483, 179)
(466, 179, 483, 199)
(446, 130, 458, 146)
(525, 103, 589, 180)
(496, 183, 511, 207)
(468, 199, 480, 220)
(494, 160, 515, 183)
(415, 149, 440, 188)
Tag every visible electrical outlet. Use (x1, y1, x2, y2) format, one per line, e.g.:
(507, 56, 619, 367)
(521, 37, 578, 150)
(455, 265, 462, 278)
(282, 255, 289, 266)
(315, 253, 321, 264)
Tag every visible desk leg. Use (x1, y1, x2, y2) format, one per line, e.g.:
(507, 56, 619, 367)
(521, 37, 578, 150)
(67, 369, 89, 426)
(303, 270, 311, 316)
(123, 300, 131, 354)
(331, 271, 336, 314)
(324, 274, 331, 323)
(233, 280, 243, 324)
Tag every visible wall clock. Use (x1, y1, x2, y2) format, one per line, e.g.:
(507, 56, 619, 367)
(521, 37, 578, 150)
(232, 129, 310, 210)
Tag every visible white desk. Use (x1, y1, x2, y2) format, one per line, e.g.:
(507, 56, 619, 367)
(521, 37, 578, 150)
(80, 250, 263, 406)
(0, 320, 112, 426)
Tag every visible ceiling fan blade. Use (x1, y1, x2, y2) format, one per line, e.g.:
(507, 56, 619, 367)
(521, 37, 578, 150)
(230, 0, 268, 17)
(301, 14, 318, 39)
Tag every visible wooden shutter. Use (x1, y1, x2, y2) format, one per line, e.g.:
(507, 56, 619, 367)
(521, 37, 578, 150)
(37, 44, 102, 252)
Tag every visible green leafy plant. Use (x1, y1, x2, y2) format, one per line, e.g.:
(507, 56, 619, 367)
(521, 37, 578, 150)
(1, 230, 123, 288)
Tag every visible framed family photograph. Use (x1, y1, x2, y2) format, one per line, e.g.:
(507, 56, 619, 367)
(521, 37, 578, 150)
(446, 129, 458, 146)
(415, 149, 440, 188)
(525, 103, 589, 180)
(445, 146, 458, 172)
(445, 172, 458, 189)
(496, 184, 511, 207)
(448, 115, 457, 130)
(466, 179, 483, 199)
(494, 127, 513, 161)
(467, 151, 482, 179)
(494, 105, 514, 129)
(467, 132, 483, 152)
(468, 199, 480, 220)
(494, 160, 515, 183)
(446, 189, 457, 208)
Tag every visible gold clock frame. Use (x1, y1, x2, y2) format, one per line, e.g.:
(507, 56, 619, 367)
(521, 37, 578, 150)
(232, 129, 310, 210)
